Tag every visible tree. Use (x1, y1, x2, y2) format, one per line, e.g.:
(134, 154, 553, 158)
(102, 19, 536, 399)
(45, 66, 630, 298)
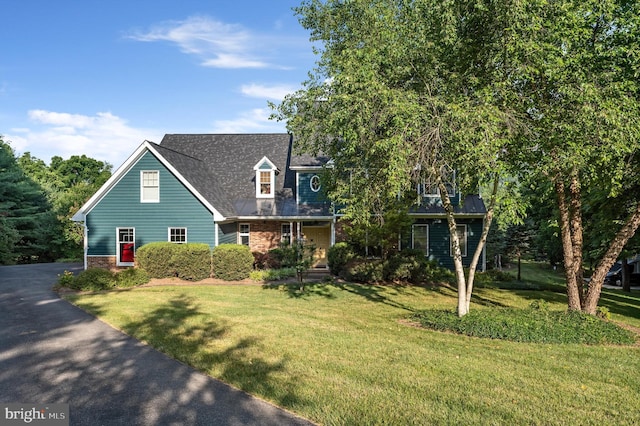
(508, 0, 640, 314)
(0, 138, 60, 263)
(274, 0, 522, 316)
(19, 152, 112, 259)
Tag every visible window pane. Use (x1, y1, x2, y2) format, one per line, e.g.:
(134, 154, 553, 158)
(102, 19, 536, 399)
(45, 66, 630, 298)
(260, 171, 271, 194)
(142, 171, 159, 202)
(412, 225, 428, 254)
(169, 228, 186, 243)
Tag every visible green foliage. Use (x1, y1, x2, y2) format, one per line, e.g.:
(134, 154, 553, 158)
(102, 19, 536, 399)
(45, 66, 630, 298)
(115, 268, 150, 288)
(341, 259, 384, 283)
(135, 242, 180, 278)
(411, 307, 636, 345)
(64, 268, 116, 291)
(249, 268, 297, 282)
(18, 151, 112, 261)
(382, 249, 446, 284)
(56, 270, 75, 288)
(267, 245, 299, 268)
(58, 267, 149, 291)
(0, 139, 61, 263)
(211, 244, 254, 281)
(170, 243, 212, 281)
(136, 242, 211, 281)
(327, 242, 356, 276)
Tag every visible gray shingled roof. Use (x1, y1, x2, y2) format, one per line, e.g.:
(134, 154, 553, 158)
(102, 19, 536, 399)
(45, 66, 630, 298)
(156, 134, 331, 219)
(410, 194, 487, 215)
(152, 134, 484, 219)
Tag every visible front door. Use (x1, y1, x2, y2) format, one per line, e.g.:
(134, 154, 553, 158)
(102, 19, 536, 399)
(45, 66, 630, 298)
(303, 226, 331, 268)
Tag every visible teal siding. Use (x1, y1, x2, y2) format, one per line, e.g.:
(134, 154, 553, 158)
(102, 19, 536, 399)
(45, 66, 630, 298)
(405, 218, 483, 270)
(86, 151, 215, 256)
(218, 223, 237, 245)
(298, 172, 325, 204)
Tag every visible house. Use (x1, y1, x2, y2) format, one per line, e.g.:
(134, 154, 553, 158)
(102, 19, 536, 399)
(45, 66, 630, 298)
(72, 134, 487, 271)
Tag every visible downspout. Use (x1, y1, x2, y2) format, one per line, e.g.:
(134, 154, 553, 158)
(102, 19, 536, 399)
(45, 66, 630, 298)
(83, 221, 88, 270)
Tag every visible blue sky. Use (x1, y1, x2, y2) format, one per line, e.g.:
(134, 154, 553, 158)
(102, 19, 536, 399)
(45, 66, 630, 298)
(1, 0, 316, 168)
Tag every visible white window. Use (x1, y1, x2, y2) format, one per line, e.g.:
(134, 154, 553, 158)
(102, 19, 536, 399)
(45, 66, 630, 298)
(169, 227, 187, 243)
(310, 175, 321, 192)
(254, 157, 277, 198)
(450, 224, 468, 257)
(141, 171, 159, 202)
(418, 180, 439, 197)
(239, 223, 250, 246)
(117, 227, 135, 266)
(281, 223, 292, 245)
(259, 171, 273, 196)
(412, 224, 429, 254)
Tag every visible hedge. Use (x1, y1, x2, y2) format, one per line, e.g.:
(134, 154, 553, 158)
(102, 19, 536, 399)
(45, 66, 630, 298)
(211, 244, 254, 281)
(136, 242, 211, 281)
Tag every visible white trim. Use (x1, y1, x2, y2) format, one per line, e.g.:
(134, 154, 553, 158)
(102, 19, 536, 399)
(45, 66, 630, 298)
(281, 223, 292, 244)
(239, 223, 250, 246)
(140, 170, 160, 203)
(168, 227, 187, 243)
(253, 156, 278, 199)
(116, 227, 135, 267)
(310, 175, 321, 192)
(83, 225, 88, 270)
(256, 169, 275, 198)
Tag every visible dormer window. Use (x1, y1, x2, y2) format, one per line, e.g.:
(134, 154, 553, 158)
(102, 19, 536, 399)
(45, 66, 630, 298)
(254, 156, 278, 198)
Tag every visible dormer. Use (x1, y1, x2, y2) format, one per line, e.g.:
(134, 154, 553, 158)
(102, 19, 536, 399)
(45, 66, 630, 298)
(254, 156, 279, 198)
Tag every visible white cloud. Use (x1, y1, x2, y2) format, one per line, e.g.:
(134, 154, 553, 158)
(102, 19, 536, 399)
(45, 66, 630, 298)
(211, 108, 286, 133)
(240, 83, 298, 101)
(5, 110, 162, 167)
(129, 16, 271, 69)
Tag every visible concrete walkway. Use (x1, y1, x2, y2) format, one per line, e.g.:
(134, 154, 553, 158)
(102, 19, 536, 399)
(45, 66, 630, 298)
(0, 263, 314, 426)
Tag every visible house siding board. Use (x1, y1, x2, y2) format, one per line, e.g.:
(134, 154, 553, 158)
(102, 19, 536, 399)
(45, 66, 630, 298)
(86, 152, 215, 256)
(218, 223, 237, 245)
(403, 218, 483, 270)
(297, 172, 325, 204)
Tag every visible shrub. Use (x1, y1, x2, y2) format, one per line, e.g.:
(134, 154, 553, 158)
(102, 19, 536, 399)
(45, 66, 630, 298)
(268, 245, 299, 268)
(171, 243, 211, 281)
(67, 268, 117, 291)
(249, 268, 297, 281)
(342, 259, 384, 283)
(327, 242, 356, 276)
(383, 249, 433, 283)
(136, 242, 211, 280)
(116, 268, 150, 288)
(57, 270, 75, 288)
(410, 307, 636, 345)
(136, 242, 179, 278)
(212, 244, 254, 280)
(255, 251, 282, 269)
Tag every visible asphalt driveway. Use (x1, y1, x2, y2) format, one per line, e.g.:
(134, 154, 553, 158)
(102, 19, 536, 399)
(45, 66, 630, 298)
(0, 263, 313, 426)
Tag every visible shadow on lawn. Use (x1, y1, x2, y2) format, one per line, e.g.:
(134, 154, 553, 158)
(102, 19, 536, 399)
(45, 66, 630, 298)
(263, 281, 416, 312)
(121, 294, 304, 407)
(599, 289, 640, 320)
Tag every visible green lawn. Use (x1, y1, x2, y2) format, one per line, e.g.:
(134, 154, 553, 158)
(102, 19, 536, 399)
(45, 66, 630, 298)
(65, 265, 640, 425)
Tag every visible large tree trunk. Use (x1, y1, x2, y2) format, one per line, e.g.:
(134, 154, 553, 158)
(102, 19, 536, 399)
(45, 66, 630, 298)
(465, 174, 499, 312)
(583, 202, 640, 314)
(622, 258, 631, 293)
(568, 172, 585, 307)
(553, 172, 582, 311)
(438, 180, 467, 317)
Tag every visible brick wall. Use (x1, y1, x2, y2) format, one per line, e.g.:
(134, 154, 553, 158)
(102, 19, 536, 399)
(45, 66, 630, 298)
(249, 221, 286, 253)
(87, 256, 131, 272)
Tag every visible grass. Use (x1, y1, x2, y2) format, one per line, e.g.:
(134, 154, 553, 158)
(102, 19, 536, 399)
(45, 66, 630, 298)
(64, 263, 640, 425)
